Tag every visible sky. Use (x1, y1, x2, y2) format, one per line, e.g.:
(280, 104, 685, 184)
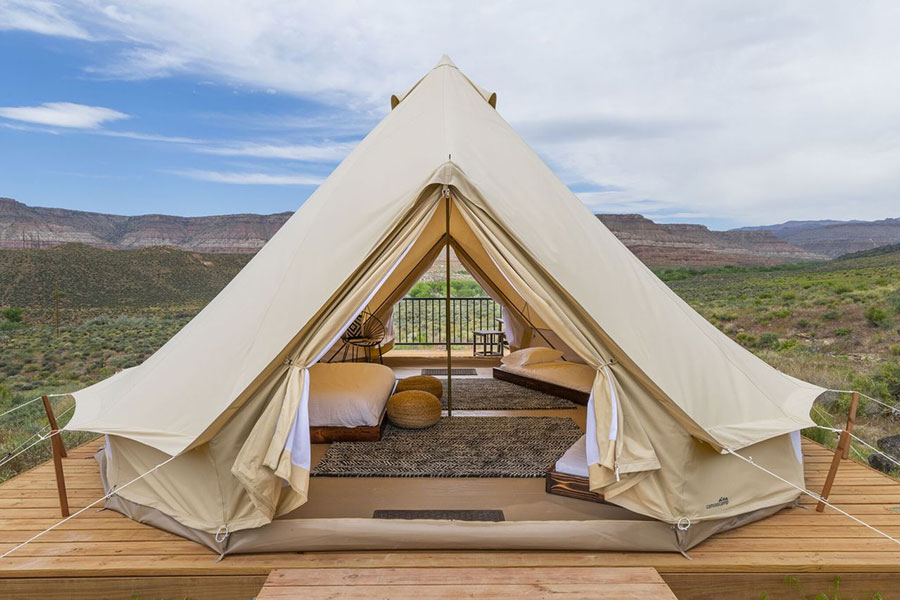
(1, 2, 899, 229)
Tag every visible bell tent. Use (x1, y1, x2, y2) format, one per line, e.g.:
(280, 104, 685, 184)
(65, 56, 824, 554)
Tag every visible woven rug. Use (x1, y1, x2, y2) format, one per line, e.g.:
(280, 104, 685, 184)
(437, 377, 576, 410)
(311, 416, 582, 478)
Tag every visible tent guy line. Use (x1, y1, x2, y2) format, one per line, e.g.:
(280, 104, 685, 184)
(0, 452, 180, 560)
(724, 449, 900, 546)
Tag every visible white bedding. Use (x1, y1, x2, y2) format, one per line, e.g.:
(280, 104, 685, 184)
(498, 360, 594, 394)
(555, 434, 589, 478)
(308, 363, 396, 428)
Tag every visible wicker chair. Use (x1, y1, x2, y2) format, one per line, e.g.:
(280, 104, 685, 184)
(335, 311, 386, 364)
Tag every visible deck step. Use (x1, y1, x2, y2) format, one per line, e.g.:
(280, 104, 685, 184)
(256, 567, 677, 599)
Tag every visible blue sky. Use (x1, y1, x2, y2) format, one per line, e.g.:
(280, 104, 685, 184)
(0, 31, 369, 216)
(1, 2, 899, 229)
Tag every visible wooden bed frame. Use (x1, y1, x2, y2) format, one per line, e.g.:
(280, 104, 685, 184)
(545, 470, 605, 504)
(492, 367, 590, 406)
(309, 408, 388, 443)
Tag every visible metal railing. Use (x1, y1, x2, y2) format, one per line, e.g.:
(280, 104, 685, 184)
(393, 297, 501, 345)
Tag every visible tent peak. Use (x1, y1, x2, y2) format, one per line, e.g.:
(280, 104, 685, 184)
(434, 54, 458, 69)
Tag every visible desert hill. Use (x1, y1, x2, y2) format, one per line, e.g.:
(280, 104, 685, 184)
(0, 198, 289, 254)
(737, 218, 900, 257)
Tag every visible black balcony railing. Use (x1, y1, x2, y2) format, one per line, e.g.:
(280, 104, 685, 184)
(393, 297, 501, 346)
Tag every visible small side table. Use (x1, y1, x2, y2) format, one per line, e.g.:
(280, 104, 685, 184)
(473, 329, 505, 357)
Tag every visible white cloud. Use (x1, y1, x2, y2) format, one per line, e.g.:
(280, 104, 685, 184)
(5, 1, 900, 224)
(0, 0, 91, 39)
(195, 141, 355, 162)
(0, 102, 129, 128)
(171, 169, 323, 186)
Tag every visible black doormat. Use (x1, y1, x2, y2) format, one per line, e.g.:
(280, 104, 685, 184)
(421, 368, 478, 376)
(312, 416, 582, 478)
(373, 509, 504, 522)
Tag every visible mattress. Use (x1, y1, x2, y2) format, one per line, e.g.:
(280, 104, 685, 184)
(308, 363, 396, 427)
(554, 434, 589, 478)
(498, 361, 594, 394)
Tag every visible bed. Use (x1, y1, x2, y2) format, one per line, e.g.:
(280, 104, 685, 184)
(308, 362, 397, 443)
(545, 434, 606, 504)
(492, 348, 594, 405)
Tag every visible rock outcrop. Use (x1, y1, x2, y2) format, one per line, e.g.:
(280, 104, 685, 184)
(0, 198, 291, 254)
(597, 214, 825, 266)
(868, 434, 900, 474)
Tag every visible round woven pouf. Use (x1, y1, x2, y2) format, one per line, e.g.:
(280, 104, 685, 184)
(395, 374, 443, 398)
(387, 390, 441, 429)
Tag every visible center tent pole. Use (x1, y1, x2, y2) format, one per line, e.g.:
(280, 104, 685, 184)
(444, 187, 452, 417)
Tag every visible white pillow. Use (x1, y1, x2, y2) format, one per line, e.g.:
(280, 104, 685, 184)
(501, 347, 564, 367)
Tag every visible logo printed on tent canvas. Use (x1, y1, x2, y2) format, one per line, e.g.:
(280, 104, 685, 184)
(706, 496, 729, 509)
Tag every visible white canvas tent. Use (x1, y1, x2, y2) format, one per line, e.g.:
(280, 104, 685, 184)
(66, 56, 824, 553)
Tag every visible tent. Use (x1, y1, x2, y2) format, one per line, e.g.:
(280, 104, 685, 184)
(66, 56, 824, 554)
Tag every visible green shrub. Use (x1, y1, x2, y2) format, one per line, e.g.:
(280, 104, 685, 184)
(865, 305, 888, 326)
(833, 284, 852, 294)
(796, 319, 811, 329)
(736, 332, 756, 347)
(712, 312, 738, 322)
(833, 328, 852, 337)
(891, 344, 900, 356)
(758, 332, 779, 348)
(2, 307, 23, 322)
(822, 310, 840, 321)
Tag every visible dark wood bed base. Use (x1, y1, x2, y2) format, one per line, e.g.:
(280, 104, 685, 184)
(545, 470, 606, 504)
(309, 408, 388, 443)
(492, 367, 590, 406)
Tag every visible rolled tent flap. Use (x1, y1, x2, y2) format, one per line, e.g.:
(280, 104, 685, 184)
(231, 365, 309, 520)
(586, 365, 659, 498)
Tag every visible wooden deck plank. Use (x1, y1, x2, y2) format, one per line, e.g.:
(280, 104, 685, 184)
(241, 567, 677, 600)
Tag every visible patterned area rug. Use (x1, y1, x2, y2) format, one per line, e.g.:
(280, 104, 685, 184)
(311, 416, 583, 478)
(437, 377, 576, 410)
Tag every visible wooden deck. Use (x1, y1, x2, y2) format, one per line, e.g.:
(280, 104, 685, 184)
(257, 567, 677, 599)
(0, 438, 897, 599)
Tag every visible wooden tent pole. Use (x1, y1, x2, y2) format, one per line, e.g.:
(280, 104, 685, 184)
(816, 391, 859, 512)
(841, 391, 859, 460)
(445, 188, 452, 417)
(41, 395, 66, 458)
(41, 395, 69, 517)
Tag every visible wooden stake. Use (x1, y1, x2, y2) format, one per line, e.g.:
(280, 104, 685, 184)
(41, 395, 66, 458)
(49, 431, 70, 518)
(817, 429, 850, 512)
(842, 391, 859, 460)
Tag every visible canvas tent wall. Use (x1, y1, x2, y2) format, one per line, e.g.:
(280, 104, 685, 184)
(66, 56, 824, 553)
